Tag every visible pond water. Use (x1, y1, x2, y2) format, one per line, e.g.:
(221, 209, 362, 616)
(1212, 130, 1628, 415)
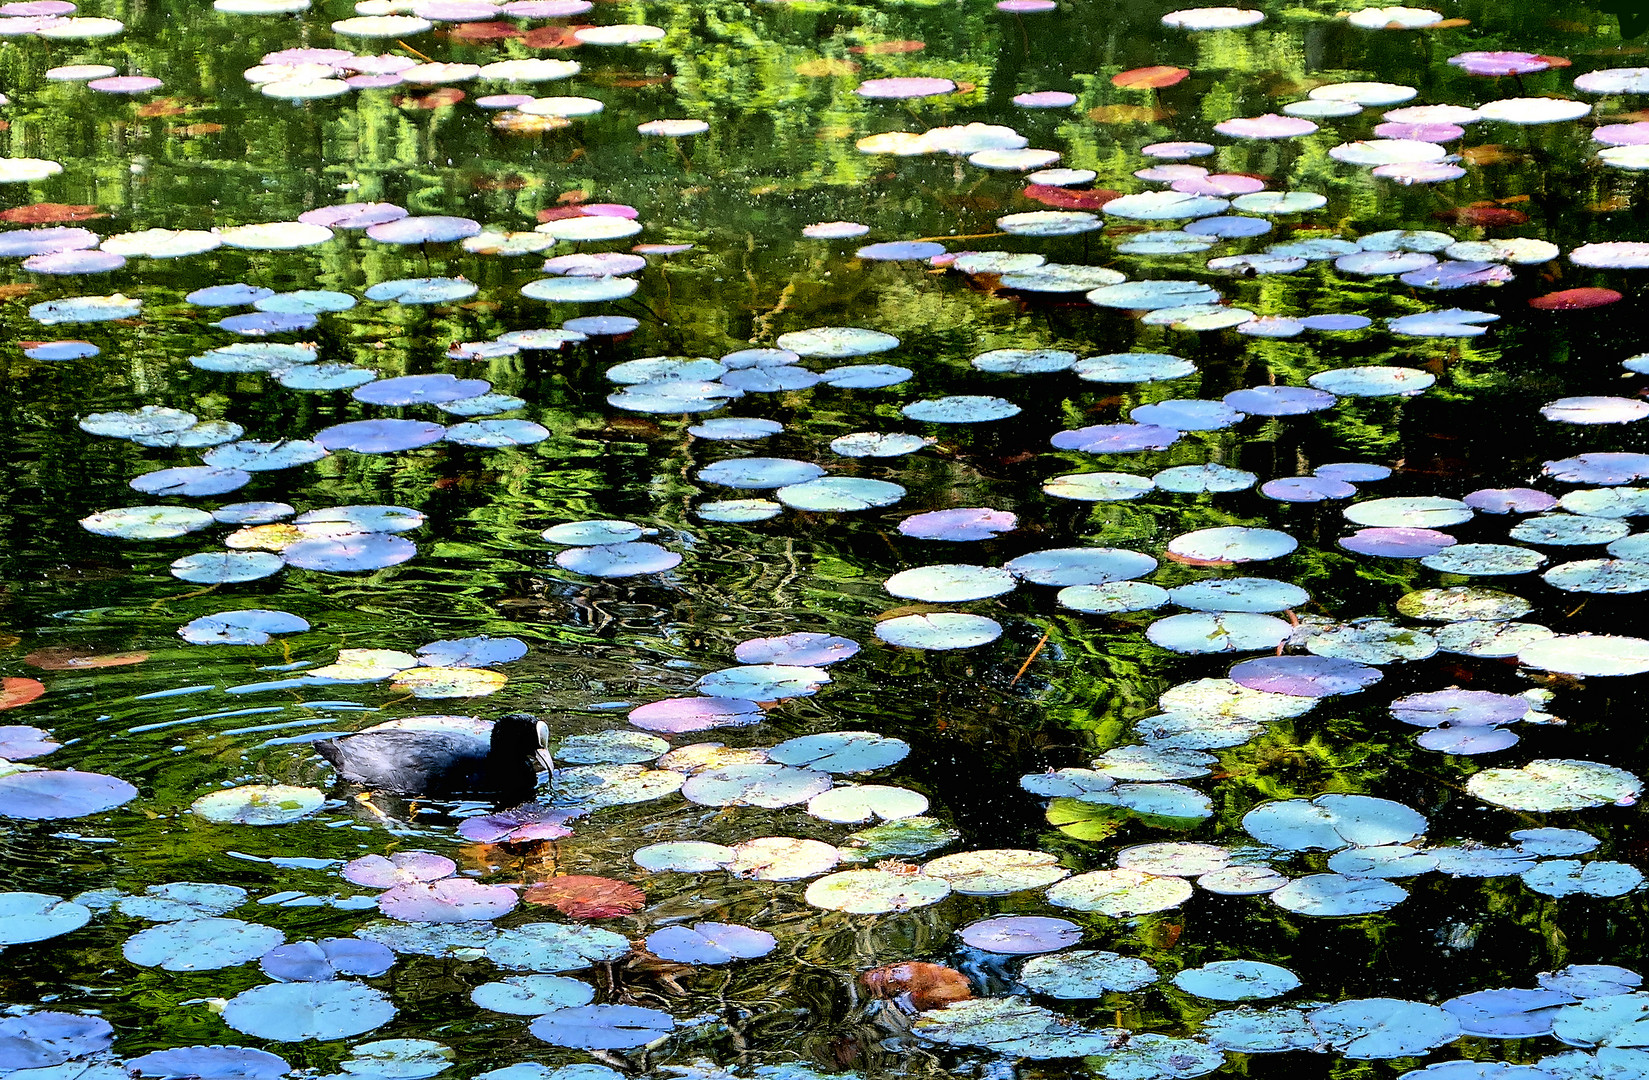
(2, 0, 1649, 1077)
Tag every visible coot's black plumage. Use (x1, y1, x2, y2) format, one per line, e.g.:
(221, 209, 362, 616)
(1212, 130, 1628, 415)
(315, 713, 553, 802)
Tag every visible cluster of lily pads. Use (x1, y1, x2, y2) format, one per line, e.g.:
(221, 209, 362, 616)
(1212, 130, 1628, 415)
(9, 1, 1649, 1080)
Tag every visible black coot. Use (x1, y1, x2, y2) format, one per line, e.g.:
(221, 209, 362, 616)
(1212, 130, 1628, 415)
(315, 713, 553, 802)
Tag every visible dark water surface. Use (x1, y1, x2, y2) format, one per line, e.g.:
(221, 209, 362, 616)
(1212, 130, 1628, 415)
(1, 0, 1648, 1076)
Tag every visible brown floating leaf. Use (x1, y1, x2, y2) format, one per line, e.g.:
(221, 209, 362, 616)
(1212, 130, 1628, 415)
(1111, 65, 1189, 89)
(0, 204, 106, 224)
(862, 962, 973, 1011)
(1459, 145, 1524, 166)
(795, 58, 859, 77)
(24, 647, 148, 670)
(1022, 184, 1121, 210)
(523, 875, 646, 918)
(170, 123, 225, 136)
(396, 88, 466, 109)
(848, 39, 923, 54)
(0, 284, 36, 300)
(1086, 104, 1169, 124)
(0, 677, 45, 711)
(1434, 205, 1529, 227)
(136, 99, 188, 118)
(537, 206, 588, 222)
(1529, 287, 1623, 311)
(522, 24, 586, 48)
(446, 19, 522, 40)
(492, 112, 572, 134)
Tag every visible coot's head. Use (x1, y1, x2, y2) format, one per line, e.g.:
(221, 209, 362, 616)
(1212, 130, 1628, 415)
(493, 712, 555, 775)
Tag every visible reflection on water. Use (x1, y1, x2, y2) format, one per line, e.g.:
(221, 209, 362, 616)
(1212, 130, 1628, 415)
(1, 0, 1648, 1075)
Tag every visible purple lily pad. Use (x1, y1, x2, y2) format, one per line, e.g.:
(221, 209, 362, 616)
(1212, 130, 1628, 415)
(1389, 689, 1528, 728)
(1262, 476, 1358, 502)
(1229, 655, 1383, 697)
(0, 1013, 113, 1071)
(501, 0, 591, 13)
(88, 76, 162, 93)
(1, 1, 76, 13)
(857, 240, 947, 261)
(1316, 462, 1392, 482)
(563, 315, 639, 335)
(0, 726, 57, 759)
(1215, 114, 1318, 139)
(298, 203, 409, 229)
(1401, 260, 1514, 289)
(854, 76, 957, 99)
(1050, 423, 1180, 453)
(416, 636, 527, 667)
(1301, 313, 1373, 331)
(186, 283, 275, 307)
(215, 312, 317, 335)
(346, 73, 403, 88)
(1013, 90, 1078, 107)
(645, 922, 776, 964)
(259, 938, 395, 982)
(1544, 452, 1649, 485)
(23, 340, 98, 361)
(379, 878, 518, 922)
(1449, 50, 1552, 76)
(1339, 527, 1456, 557)
(128, 1045, 290, 1080)
(0, 227, 98, 256)
(1417, 727, 1521, 754)
(314, 419, 447, 453)
(353, 374, 491, 406)
(365, 215, 481, 244)
(898, 507, 1018, 541)
(1465, 487, 1557, 514)
(529, 1005, 674, 1049)
(1223, 386, 1337, 416)
(627, 696, 763, 733)
(0, 770, 136, 819)
(734, 632, 860, 666)
(1185, 215, 1272, 237)
(1374, 122, 1465, 142)
(1595, 122, 1649, 146)
(343, 851, 457, 888)
(457, 804, 582, 843)
(282, 533, 416, 572)
(957, 915, 1083, 954)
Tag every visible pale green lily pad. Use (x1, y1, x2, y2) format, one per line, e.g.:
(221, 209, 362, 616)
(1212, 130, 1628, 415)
(1272, 874, 1408, 916)
(1019, 949, 1160, 997)
(472, 975, 596, 1015)
(1467, 759, 1642, 811)
(921, 849, 1070, 895)
(1203, 1007, 1320, 1052)
(1173, 960, 1300, 1001)
(1519, 635, 1649, 676)
(1396, 587, 1532, 622)
(837, 816, 960, 862)
(1550, 994, 1649, 1048)
(803, 868, 951, 912)
(552, 765, 685, 808)
(1305, 619, 1438, 663)
(1308, 998, 1460, 1058)
(1046, 869, 1193, 915)
(485, 923, 629, 971)
(806, 784, 928, 824)
(191, 784, 325, 825)
(1521, 860, 1644, 898)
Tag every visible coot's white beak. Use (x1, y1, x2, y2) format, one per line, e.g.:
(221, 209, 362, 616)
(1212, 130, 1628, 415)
(535, 721, 555, 776)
